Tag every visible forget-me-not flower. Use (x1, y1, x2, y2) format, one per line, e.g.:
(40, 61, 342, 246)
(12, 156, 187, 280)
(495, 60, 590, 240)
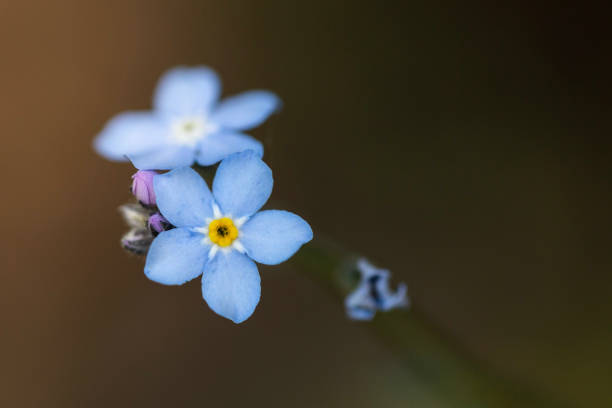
(94, 66, 280, 170)
(145, 150, 313, 323)
(345, 258, 409, 320)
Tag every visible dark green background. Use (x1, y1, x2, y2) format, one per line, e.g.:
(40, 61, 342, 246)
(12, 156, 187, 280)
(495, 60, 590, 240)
(1, 1, 610, 406)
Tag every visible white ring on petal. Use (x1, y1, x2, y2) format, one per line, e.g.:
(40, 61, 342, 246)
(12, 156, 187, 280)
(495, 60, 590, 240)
(212, 203, 223, 219)
(234, 216, 249, 228)
(198, 209, 246, 260)
(169, 116, 219, 147)
(232, 240, 246, 254)
(208, 245, 219, 260)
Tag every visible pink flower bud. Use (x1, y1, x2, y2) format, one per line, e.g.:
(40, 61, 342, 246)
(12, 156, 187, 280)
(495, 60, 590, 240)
(131, 170, 157, 206)
(148, 213, 170, 234)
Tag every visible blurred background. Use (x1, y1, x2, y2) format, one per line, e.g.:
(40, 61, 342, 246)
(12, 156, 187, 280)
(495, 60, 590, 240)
(1, 1, 611, 407)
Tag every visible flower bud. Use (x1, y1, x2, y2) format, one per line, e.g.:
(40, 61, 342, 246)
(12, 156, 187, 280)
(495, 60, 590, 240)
(345, 258, 409, 321)
(131, 170, 157, 206)
(148, 213, 171, 235)
(121, 228, 153, 255)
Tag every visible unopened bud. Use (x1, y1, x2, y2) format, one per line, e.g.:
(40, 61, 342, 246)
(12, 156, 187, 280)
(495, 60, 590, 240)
(121, 228, 153, 255)
(148, 213, 171, 235)
(131, 170, 157, 206)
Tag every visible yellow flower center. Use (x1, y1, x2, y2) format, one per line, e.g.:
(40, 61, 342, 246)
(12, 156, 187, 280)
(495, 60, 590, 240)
(208, 217, 238, 247)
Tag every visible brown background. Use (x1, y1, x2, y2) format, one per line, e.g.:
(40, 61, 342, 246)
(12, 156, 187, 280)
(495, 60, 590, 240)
(1, 1, 611, 407)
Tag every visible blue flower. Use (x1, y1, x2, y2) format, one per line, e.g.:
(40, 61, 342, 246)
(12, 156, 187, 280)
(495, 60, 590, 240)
(144, 150, 313, 323)
(345, 258, 409, 320)
(94, 66, 281, 170)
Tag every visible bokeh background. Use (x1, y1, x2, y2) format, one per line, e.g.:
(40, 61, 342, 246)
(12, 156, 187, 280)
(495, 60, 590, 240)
(1, 1, 611, 407)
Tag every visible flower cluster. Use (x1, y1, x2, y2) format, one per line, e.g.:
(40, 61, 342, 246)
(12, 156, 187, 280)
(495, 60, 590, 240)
(119, 171, 173, 254)
(95, 66, 312, 323)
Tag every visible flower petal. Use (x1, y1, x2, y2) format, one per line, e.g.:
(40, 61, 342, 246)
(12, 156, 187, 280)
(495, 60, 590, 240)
(93, 112, 167, 161)
(210, 90, 281, 130)
(212, 151, 273, 218)
(240, 210, 313, 265)
(153, 66, 220, 117)
(154, 167, 214, 227)
(196, 131, 263, 166)
(129, 145, 195, 170)
(144, 228, 209, 285)
(376, 279, 409, 311)
(201, 250, 261, 324)
(344, 280, 377, 321)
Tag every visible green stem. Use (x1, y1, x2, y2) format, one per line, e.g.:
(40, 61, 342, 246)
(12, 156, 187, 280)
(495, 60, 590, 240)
(290, 239, 565, 408)
(191, 162, 561, 406)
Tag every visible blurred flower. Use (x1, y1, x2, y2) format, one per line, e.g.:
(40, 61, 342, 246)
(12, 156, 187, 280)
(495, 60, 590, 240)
(345, 258, 409, 320)
(94, 66, 281, 170)
(144, 150, 312, 323)
(131, 170, 157, 206)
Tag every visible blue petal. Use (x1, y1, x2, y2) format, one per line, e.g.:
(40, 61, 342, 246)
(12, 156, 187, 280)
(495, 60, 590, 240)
(201, 250, 261, 324)
(153, 66, 220, 117)
(212, 151, 273, 218)
(210, 91, 281, 130)
(375, 279, 409, 311)
(196, 131, 263, 166)
(94, 112, 167, 161)
(240, 210, 313, 265)
(154, 167, 215, 227)
(129, 145, 195, 170)
(144, 228, 209, 285)
(344, 281, 377, 321)
(346, 306, 376, 321)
